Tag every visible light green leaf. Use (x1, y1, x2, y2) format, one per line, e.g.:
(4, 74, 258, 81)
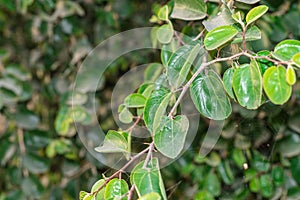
(273, 39, 300, 61)
(203, 6, 234, 31)
(217, 161, 234, 185)
(292, 52, 300, 67)
(204, 25, 238, 50)
(286, 66, 296, 85)
(144, 87, 171, 133)
(95, 130, 128, 153)
(259, 174, 273, 198)
(144, 63, 163, 82)
(232, 11, 244, 25)
(154, 115, 189, 158)
(223, 68, 235, 99)
(246, 5, 268, 25)
(232, 60, 263, 109)
(80, 191, 89, 200)
(104, 178, 128, 200)
(71, 106, 92, 125)
(171, 0, 207, 21)
(119, 107, 133, 124)
(235, 0, 260, 4)
(158, 5, 169, 21)
(263, 66, 292, 105)
(131, 158, 167, 200)
(190, 70, 232, 120)
(124, 94, 146, 108)
(232, 26, 261, 43)
(91, 179, 105, 200)
(138, 192, 161, 200)
(14, 109, 40, 130)
(157, 22, 174, 44)
(167, 42, 201, 88)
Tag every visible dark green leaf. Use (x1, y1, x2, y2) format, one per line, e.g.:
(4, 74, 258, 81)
(138, 192, 161, 200)
(217, 161, 234, 185)
(14, 109, 40, 130)
(291, 157, 300, 185)
(259, 174, 273, 198)
(190, 70, 232, 120)
(22, 153, 50, 174)
(204, 171, 221, 197)
(276, 134, 300, 157)
(223, 68, 235, 99)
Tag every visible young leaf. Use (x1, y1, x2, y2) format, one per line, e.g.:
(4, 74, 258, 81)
(273, 39, 300, 61)
(154, 115, 189, 158)
(79, 191, 89, 200)
(190, 70, 232, 120)
(95, 130, 128, 153)
(223, 68, 235, 99)
(157, 5, 169, 21)
(157, 22, 174, 44)
(138, 192, 161, 200)
(263, 66, 292, 105)
(131, 158, 167, 200)
(104, 178, 129, 200)
(204, 25, 238, 50)
(232, 11, 244, 25)
(144, 87, 171, 133)
(292, 52, 300, 67)
(232, 60, 263, 109)
(246, 5, 269, 25)
(286, 66, 296, 85)
(91, 179, 105, 200)
(171, 0, 207, 21)
(167, 42, 201, 89)
(124, 94, 146, 108)
(119, 107, 133, 124)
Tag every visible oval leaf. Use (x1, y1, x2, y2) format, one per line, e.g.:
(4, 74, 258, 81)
(144, 87, 171, 133)
(190, 70, 232, 120)
(131, 158, 167, 200)
(157, 23, 174, 44)
(273, 39, 300, 61)
(263, 66, 292, 105)
(105, 178, 129, 200)
(223, 68, 235, 99)
(246, 5, 268, 25)
(95, 130, 128, 153)
(286, 66, 296, 85)
(124, 93, 146, 108)
(171, 0, 207, 21)
(232, 60, 263, 109)
(292, 52, 300, 67)
(204, 25, 238, 50)
(154, 115, 189, 158)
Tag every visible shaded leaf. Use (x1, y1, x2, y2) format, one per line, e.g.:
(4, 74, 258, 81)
(286, 66, 296, 85)
(204, 171, 221, 197)
(276, 133, 300, 157)
(14, 109, 40, 130)
(259, 174, 273, 198)
(292, 52, 300, 67)
(223, 68, 235, 99)
(203, 6, 234, 31)
(119, 106, 133, 124)
(138, 192, 161, 200)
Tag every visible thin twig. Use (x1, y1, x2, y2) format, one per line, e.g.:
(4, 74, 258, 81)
(127, 184, 136, 200)
(193, 28, 206, 41)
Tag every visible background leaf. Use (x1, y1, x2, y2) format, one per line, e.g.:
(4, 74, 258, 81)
(171, 0, 207, 21)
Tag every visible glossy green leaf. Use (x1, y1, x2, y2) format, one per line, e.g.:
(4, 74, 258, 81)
(204, 171, 221, 197)
(144, 87, 171, 133)
(259, 174, 273, 198)
(263, 66, 292, 105)
(80, 191, 89, 200)
(232, 149, 246, 168)
(131, 158, 167, 200)
(124, 94, 146, 108)
(286, 66, 296, 85)
(273, 39, 300, 61)
(190, 70, 232, 120)
(233, 60, 263, 109)
(246, 5, 269, 25)
(104, 178, 128, 200)
(95, 130, 128, 153)
(138, 192, 161, 200)
(292, 52, 300, 67)
(157, 22, 174, 44)
(232, 26, 261, 43)
(204, 25, 238, 50)
(55, 105, 71, 135)
(251, 151, 270, 172)
(167, 42, 201, 88)
(154, 115, 189, 158)
(223, 68, 235, 99)
(272, 166, 284, 186)
(171, 0, 207, 21)
(291, 157, 300, 185)
(91, 179, 105, 200)
(161, 41, 177, 67)
(119, 107, 133, 124)
(158, 5, 168, 21)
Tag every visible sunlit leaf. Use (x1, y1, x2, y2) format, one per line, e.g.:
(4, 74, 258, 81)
(171, 0, 207, 21)
(273, 39, 300, 61)
(246, 5, 268, 25)
(95, 130, 128, 153)
(104, 178, 128, 200)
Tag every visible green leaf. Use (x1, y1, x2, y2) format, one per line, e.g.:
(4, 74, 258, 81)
(104, 178, 128, 200)
(259, 174, 273, 198)
(161, 41, 177, 67)
(232, 149, 246, 168)
(291, 157, 300, 185)
(55, 105, 71, 135)
(71, 106, 92, 125)
(14, 109, 40, 130)
(131, 158, 167, 200)
(203, 6, 234, 31)
(272, 166, 284, 186)
(91, 179, 105, 200)
(292, 52, 300, 67)
(157, 22, 174, 44)
(232, 26, 261, 43)
(235, 0, 260, 4)
(204, 171, 221, 197)
(273, 39, 300, 61)
(171, 0, 207, 21)
(95, 130, 128, 153)
(246, 5, 269, 25)
(167, 42, 201, 88)
(79, 191, 89, 200)
(22, 153, 50, 174)
(190, 70, 232, 120)
(144, 87, 171, 133)
(232, 11, 244, 25)
(144, 63, 163, 82)
(124, 94, 146, 108)
(232, 60, 263, 109)
(154, 115, 189, 158)
(276, 133, 300, 157)
(204, 25, 238, 50)
(249, 178, 260, 192)
(223, 68, 235, 99)
(138, 192, 161, 200)
(158, 5, 169, 21)
(119, 107, 133, 124)
(286, 66, 296, 85)
(263, 66, 292, 105)
(217, 161, 234, 185)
